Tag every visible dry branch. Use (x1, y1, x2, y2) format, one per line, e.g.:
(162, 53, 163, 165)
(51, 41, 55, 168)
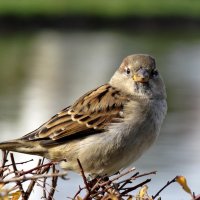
(0, 151, 199, 200)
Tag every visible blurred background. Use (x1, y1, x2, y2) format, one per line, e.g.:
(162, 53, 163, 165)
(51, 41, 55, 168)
(0, 0, 200, 199)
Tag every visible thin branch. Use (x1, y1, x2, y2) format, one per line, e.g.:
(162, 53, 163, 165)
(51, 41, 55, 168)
(42, 163, 50, 199)
(77, 159, 90, 195)
(24, 159, 42, 199)
(152, 177, 176, 199)
(118, 172, 139, 190)
(42, 177, 47, 199)
(98, 168, 136, 188)
(1, 150, 9, 167)
(19, 160, 58, 176)
(47, 165, 59, 200)
(0, 171, 68, 184)
(73, 185, 85, 199)
(134, 171, 157, 179)
(121, 178, 151, 195)
(0, 150, 9, 176)
(10, 153, 26, 200)
(4, 159, 34, 167)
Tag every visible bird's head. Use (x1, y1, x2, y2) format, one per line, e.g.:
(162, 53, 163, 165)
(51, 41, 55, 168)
(109, 54, 166, 99)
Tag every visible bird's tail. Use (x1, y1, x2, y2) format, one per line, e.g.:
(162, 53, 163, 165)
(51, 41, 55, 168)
(0, 139, 46, 155)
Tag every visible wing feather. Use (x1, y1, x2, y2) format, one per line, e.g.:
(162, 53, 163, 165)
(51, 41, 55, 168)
(21, 84, 130, 143)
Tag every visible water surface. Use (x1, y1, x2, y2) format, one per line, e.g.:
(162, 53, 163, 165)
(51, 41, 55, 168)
(0, 29, 200, 199)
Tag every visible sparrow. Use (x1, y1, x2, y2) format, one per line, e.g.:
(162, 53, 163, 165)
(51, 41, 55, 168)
(0, 54, 167, 177)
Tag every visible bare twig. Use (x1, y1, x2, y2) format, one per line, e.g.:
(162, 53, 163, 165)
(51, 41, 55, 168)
(121, 178, 151, 195)
(134, 171, 157, 179)
(10, 153, 26, 200)
(118, 172, 139, 190)
(0, 150, 9, 176)
(84, 169, 155, 199)
(77, 159, 90, 196)
(73, 185, 85, 199)
(152, 177, 176, 199)
(98, 168, 136, 188)
(4, 159, 34, 167)
(24, 159, 42, 199)
(0, 171, 68, 184)
(1, 150, 9, 167)
(0, 152, 68, 200)
(47, 165, 59, 200)
(1, 150, 196, 200)
(19, 160, 59, 176)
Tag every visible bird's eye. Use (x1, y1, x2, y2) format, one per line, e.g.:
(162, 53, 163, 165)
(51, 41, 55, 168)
(125, 67, 131, 75)
(151, 69, 159, 77)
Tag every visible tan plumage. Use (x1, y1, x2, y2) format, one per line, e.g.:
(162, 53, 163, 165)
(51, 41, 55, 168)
(0, 54, 167, 176)
(20, 84, 129, 143)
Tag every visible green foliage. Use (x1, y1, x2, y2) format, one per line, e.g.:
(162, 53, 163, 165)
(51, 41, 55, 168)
(0, 0, 200, 18)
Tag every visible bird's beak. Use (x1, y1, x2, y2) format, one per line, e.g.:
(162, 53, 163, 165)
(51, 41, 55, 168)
(133, 68, 149, 83)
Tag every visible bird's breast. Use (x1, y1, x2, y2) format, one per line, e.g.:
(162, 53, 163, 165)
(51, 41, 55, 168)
(106, 98, 167, 167)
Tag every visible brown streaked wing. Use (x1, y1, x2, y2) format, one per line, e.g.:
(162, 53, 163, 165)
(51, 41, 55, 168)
(21, 84, 130, 142)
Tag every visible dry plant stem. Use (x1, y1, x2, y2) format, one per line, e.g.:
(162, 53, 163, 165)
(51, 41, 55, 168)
(1, 150, 8, 166)
(47, 165, 59, 200)
(24, 159, 42, 199)
(91, 170, 156, 199)
(1, 152, 63, 200)
(109, 168, 136, 182)
(121, 178, 151, 195)
(19, 160, 59, 176)
(34, 180, 47, 198)
(2, 151, 186, 200)
(1, 156, 34, 180)
(10, 153, 26, 200)
(90, 172, 140, 199)
(134, 171, 157, 179)
(42, 178, 47, 199)
(42, 162, 50, 199)
(98, 168, 136, 188)
(96, 170, 155, 192)
(118, 172, 139, 190)
(91, 178, 151, 199)
(4, 159, 34, 167)
(41, 158, 51, 199)
(36, 180, 53, 199)
(73, 185, 84, 199)
(37, 177, 57, 200)
(0, 171, 68, 184)
(152, 177, 176, 199)
(0, 150, 9, 176)
(77, 159, 90, 197)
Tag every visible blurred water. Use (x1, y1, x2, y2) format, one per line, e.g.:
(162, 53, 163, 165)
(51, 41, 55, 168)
(0, 29, 200, 199)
